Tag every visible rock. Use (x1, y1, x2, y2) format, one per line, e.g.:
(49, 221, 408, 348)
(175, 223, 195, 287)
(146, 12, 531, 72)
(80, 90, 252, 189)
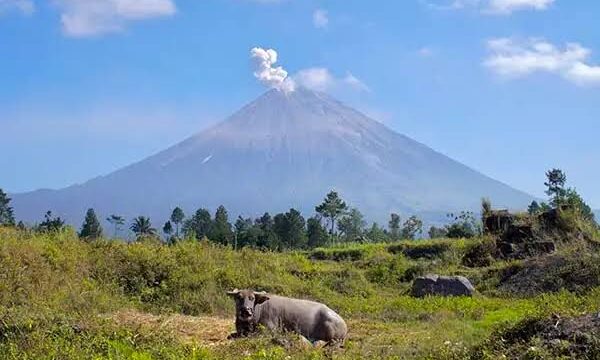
(484, 210, 514, 235)
(411, 274, 475, 298)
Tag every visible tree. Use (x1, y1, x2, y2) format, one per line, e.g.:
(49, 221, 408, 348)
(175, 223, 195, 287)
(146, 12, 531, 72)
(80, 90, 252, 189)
(527, 201, 541, 215)
(565, 188, 596, 223)
(315, 191, 348, 235)
(0, 188, 15, 226)
(367, 222, 388, 243)
(445, 211, 481, 239)
(130, 216, 156, 238)
(545, 168, 567, 207)
(163, 220, 173, 237)
(337, 208, 366, 242)
(255, 212, 277, 249)
(234, 216, 258, 249)
(428, 226, 447, 239)
(183, 208, 212, 240)
(209, 205, 233, 245)
(388, 213, 401, 241)
(481, 198, 492, 224)
(273, 209, 307, 250)
(79, 208, 103, 240)
(170, 207, 185, 238)
(107, 215, 125, 238)
(306, 216, 328, 248)
(400, 215, 423, 240)
(38, 211, 65, 233)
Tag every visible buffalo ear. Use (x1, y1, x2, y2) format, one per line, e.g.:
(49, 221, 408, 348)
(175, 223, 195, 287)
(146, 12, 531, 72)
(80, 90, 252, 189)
(226, 289, 240, 297)
(254, 291, 269, 304)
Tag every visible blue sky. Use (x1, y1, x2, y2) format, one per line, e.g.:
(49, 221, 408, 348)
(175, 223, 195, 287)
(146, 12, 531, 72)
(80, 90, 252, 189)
(1, 0, 599, 208)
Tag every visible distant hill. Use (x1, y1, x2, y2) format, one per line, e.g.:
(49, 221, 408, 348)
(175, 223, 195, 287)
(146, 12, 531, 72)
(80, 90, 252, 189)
(595, 210, 600, 221)
(12, 88, 533, 225)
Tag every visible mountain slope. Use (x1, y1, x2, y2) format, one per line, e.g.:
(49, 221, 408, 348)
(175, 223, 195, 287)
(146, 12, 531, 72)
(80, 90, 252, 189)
(12, 88, 533, 225)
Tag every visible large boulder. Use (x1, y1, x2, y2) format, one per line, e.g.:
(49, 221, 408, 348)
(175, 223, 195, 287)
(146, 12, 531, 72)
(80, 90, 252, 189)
(411, 274, 475, 297)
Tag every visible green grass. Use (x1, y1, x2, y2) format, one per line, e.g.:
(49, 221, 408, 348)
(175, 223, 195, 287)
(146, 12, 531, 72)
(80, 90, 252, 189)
(1, 226, 599, 359)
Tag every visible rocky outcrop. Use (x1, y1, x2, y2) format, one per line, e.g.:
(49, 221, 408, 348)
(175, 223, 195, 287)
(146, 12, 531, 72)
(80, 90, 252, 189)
(411, 275, 475, 297)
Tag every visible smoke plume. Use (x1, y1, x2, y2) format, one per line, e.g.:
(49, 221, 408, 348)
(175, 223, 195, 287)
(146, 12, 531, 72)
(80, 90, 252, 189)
(250, 47, 296, 92)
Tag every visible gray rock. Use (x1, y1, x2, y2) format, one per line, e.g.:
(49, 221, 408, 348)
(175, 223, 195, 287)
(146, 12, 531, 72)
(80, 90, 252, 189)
(411, 274, 475, 298)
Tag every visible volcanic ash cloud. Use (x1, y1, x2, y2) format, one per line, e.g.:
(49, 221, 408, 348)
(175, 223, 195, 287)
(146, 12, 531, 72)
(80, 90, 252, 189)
(250, 47, 296, 92)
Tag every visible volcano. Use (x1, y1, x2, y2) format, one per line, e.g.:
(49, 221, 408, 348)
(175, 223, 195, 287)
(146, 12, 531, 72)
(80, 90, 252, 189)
(12, 88, 533, 225)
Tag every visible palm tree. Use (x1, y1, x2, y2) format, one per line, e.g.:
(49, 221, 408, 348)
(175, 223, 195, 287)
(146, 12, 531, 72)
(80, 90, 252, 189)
(130, 216, 156, 237)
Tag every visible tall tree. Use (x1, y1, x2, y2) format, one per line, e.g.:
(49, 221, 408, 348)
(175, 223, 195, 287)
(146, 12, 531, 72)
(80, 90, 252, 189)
(162, 221, 174, 244)
(38, 211, 65, 233)
(273, 209, 307, 250)
(234, 216, 262, 249)
(170, 207, 185, 238)
(400, 215, 423, 240)
(210, 205, 233, 245)
(79, 208, 103, 240)
(315, 191, 348, 235)
(306, 216, 328, 248)
(0, 188, 15, 226)
(388, 213, 401, 241)
(106, 215, 125, 238)
(545, 168, 567, 207)
(183, 208, 212, 240)
(337, 208, 366, 242)
(255, 212, 277, 249)
(130, 216, 156, 238)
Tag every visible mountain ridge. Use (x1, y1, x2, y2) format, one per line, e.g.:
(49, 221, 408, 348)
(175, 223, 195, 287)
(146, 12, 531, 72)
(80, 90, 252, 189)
(12, 88, 533, 225)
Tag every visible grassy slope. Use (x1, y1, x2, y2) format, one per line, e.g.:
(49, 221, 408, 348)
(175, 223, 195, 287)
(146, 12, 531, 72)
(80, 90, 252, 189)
(1, 227, 599, 359)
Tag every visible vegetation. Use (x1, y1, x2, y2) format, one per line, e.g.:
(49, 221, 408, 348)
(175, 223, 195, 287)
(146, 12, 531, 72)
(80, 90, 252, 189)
(0, 169, 598, 358)
(79, 208, 103, 240)
(0, 224, 599, 359)
(0, 189, 15, 226)
(315, 190, 348, 235)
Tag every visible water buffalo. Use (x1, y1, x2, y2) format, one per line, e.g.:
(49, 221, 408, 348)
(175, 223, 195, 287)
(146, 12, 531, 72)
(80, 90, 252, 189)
(226, 289, 347, 344)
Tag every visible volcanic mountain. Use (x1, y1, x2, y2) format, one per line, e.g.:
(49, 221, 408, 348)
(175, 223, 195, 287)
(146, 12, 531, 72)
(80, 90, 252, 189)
(12, 88, 533, 225)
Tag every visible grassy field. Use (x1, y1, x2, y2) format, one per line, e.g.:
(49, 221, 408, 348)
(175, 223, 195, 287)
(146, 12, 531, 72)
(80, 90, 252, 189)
(1, 226, 600, 359)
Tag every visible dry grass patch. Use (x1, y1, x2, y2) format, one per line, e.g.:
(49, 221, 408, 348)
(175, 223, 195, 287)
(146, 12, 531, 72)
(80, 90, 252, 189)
(108, 309, 234, 347)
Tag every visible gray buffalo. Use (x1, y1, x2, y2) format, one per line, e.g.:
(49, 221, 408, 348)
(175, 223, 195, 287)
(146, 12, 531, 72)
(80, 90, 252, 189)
(226, 289, 347, 344)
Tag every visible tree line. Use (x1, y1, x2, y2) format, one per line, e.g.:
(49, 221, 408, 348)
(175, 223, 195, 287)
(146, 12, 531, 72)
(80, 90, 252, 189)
(0, 169, 595, 250)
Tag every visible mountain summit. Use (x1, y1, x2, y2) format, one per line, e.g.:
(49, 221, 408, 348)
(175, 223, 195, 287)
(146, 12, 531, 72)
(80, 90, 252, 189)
(13, 88, 532, 224)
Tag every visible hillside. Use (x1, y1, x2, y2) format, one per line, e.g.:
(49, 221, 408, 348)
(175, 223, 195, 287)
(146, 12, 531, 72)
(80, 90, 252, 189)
(12, 88, 533, 226)
(2, 226, 600, 359)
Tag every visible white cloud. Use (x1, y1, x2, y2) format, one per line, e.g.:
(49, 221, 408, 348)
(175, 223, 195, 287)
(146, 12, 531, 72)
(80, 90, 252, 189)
(423, 0, 555, 14)
(483, 37, 600, 86)
(250, 47, 296, 92)
(294, 68, 334, 91)
(487, 0, 554, 14)
(293, 67, 369, 92)
(0, 0, 34, 14)
(312, 9, 328, 29)
(56, 0, 176, 37)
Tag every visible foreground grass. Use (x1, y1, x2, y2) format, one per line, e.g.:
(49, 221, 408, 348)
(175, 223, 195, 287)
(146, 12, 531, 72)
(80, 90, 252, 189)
(1, 227, 599, 359)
